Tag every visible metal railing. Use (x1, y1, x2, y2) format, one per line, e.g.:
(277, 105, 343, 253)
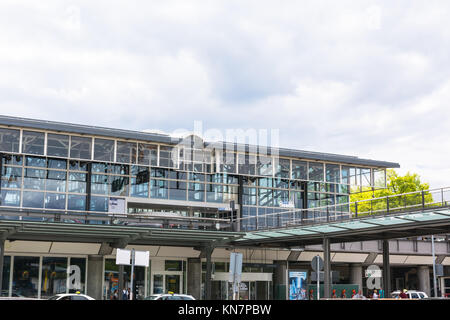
(237, 187, 450, 231)
(0, 207, 233, 231)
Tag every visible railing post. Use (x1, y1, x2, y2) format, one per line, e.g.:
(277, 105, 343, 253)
(326, 206, 329, 222)
(442, 188, 445, 207)
(386, 196, 389, 214)
(422, 190, 425, 210)
(355, 202, 358, 218)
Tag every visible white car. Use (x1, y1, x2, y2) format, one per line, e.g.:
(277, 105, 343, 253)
(144, 293, 195, 300)
(48, 293, 95, 300)
(391, 290, 428, 299)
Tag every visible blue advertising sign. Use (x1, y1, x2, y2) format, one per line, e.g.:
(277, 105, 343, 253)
(289, 271, 307, 300)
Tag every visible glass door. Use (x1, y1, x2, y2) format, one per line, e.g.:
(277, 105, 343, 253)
(152, 274, 182, 294)
(165, 275, 180, 294)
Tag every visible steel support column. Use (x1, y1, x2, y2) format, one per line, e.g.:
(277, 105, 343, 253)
(382, 239, 391, 294)
(323, 237, 331, 298)
(0, 234, 5, 295)
(204, 246, 213, 300)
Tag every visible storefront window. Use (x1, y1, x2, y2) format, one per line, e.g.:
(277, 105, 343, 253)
(69, 258, 86, 294)
(12, 256, 40, 298)
(1, 256, 11, 296)
(41, 257, 67, 299)
(165, 260, 183, 271)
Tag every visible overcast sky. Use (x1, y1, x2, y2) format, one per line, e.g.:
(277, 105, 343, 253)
(0, 1, 449, 188)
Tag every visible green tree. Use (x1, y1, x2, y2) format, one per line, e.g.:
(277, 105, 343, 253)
(350, 170, 433, 216)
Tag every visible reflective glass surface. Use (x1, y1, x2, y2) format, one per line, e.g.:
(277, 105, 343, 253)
(70, 136, 92, 160)
(22, 131, 45, 155)
(47, 134, 69, 157)
(0, 128, 20, 153)
(94, 138, 114, 162)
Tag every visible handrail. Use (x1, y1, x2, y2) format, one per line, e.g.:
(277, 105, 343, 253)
(236, 186, 450, 230)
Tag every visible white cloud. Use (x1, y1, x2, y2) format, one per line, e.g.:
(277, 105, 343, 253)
(0, 1, 449, 188)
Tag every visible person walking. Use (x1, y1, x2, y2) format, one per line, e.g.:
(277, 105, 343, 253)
(372, 289, 379, 299)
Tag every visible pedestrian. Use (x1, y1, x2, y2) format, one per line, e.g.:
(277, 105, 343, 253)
(352, 290, 365, 299)
(399, 289, 408, 299)
(332, 289, 337, 298)
(341, 289, 346, 299)
(112, 289, 118, 300)
(122, 288, 128, 300)
(127, 288, 131, 300)
(379, 288, 384, 299)
(351, 289, 356, 298)
(372, 289, 379, 299)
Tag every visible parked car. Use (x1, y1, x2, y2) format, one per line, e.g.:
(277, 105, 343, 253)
(48, 293, 95, 300)
(391, 290, 428, 299)
(144, 293, 195, 300)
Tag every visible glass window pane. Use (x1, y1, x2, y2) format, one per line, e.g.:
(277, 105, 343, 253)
(90, 196, 108, 212)
(308, 162, 324, 182)
(47, 134, 69, 157)
(165, 260, 182, 271)
(188, 182, 204, 202)
(116, 141, 137, 164)
(94, 138, 115, 162)
(159, 146, 177, 168)
(0, 189, 21, 206)
(341, 166, 350, 185)
(45, 193, 66, 209)
(0, 128, 20, 153)
(68, 194, 87, 211)
(373, 169, 386, 188)
(1, 256, 11, 296)
(275, 158, 290, 178)
(150, 179, 168, 199)
(26, 156, 46, 168)
(110, 176, 129, 196)
(46, 170, 67, 192)
(219, 150, 236, 174)
(48, 158, 67, 170)
(70, 136, 92, 160)
(41, 257, 68, 298)
(1, 166, 22, 189)
(326, 164, 340, 183)
(206, 184, 223, 203)
(257, 155, 273, 176)
(137, 143, 158, 166)
(69, 258, 86, 294)
(291, 160, 307, 180)
(12, 256, 40, 298)
(22, 131, 45, 155)
(130, 176, 149, 198)
(22, 191, 45, 208)
(68, 172, 87, 193)
(169, 180, 186, 201)
(361, 168, 371, 187)
(237, 153, 256, 175)
(23, 168, 46, 190)
(258, 188, 272, 207)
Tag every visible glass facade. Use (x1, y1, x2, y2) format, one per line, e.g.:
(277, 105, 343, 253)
(0, 125, 386, 229)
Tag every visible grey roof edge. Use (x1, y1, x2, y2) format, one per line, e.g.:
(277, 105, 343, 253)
(0, 115, 400, 168)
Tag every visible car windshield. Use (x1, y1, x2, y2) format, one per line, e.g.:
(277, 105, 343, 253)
(145, 295, 159, 300)
(48, 295, 61, 300)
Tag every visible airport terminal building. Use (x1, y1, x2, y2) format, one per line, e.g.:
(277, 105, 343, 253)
(0, 115, 449, 300)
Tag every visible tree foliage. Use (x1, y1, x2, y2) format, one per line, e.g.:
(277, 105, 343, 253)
(349, 170, 433, 215)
